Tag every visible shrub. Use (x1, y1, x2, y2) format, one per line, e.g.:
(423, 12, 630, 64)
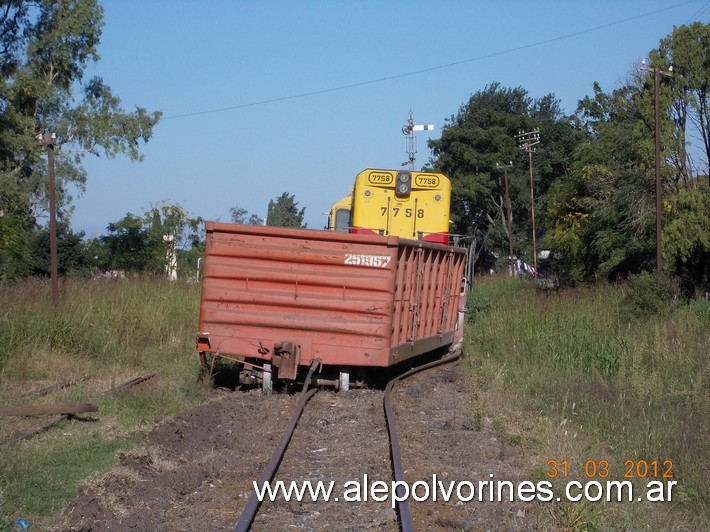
(621, 271, 680, 318)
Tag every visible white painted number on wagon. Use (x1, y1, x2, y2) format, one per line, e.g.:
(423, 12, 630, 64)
(344, 254, 391, 267)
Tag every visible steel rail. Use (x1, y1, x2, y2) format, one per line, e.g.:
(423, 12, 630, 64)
(20, 374, 94, 399)
(384, 352, 461, 532)
(232, 352, 459, 532)
(110, 373, 157, 393)
(234, 387, 319, 532)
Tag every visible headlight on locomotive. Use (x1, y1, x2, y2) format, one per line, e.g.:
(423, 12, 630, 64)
(395, 171, 411, 197)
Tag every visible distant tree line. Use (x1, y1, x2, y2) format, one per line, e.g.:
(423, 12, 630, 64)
(429, 22, 709, 296)
(0, 3, 706, 295)
(21, 194, 304, 280)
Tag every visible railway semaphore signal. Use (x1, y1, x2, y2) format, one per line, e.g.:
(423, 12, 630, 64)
(402, 110, 434, 170)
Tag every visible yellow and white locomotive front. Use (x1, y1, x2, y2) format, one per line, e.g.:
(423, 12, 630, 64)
(349, 168, 451, 244)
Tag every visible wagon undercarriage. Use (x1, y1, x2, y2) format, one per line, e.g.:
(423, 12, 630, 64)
(200, 350, 362, 393)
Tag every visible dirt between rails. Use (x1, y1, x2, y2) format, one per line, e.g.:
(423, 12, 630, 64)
(53, 364, 535, 531)
(395, 367, 534, 530)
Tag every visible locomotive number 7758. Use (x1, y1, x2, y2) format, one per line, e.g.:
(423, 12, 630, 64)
(380, 207, 425, 218)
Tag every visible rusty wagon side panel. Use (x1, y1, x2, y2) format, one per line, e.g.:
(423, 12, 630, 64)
(196, 222, 466, 377)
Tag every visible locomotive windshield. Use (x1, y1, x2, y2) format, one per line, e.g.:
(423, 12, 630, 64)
(334, 208, 351, 232)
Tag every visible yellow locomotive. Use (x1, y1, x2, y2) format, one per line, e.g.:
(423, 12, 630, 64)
(328, 168, 451, 244)
(329, 189, 352, 233)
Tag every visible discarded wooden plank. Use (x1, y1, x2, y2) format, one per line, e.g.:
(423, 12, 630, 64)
(0, 403, 99, 417)
(2, 374, 155, 446)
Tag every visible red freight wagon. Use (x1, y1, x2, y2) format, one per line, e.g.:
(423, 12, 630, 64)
(196, 222, 466, 391)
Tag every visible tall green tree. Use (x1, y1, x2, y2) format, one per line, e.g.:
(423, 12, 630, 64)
(91, 213, 152, 274)
(663, 188, 710, 295)
(91, 202, 203, 277)
(30, 221, 89, 276)
(655, 22, 710, 186)
(0, 0, 161, 281)
(144, 202, 204, 277)
(266, 192, 306, 228)
(429, 82, 580, 270)
(542, 81, 661, 282)
(543, 23, 709, 291)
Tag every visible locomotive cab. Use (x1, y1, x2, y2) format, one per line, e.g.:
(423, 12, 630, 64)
(327, 190, 352, 232)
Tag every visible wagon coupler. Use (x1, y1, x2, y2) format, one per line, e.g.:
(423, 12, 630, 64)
(272, 341, 300, 381)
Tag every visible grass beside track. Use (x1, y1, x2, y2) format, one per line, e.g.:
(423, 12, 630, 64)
(0, 277, 210, 529)
(463, 276, 709, 530)
(0, 276, 707, 530)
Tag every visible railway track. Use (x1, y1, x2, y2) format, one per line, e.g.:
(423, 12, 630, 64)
(54, 351, 534, 530)
(1, 374, 157, 445)
(234, 352, 460, 531)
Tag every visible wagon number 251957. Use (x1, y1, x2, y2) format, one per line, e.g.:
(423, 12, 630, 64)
(344, 254, 391, 267)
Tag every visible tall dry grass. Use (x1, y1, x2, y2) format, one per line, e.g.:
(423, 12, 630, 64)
(0, 277, 209, 528)
(463, 276, 709, 529)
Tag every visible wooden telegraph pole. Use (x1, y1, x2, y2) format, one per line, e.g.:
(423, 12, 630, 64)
(37, 132, 59, 308)
(496, 161, 515, 276)
(515, 129, 541, 275)
(641, 59, 673, 274)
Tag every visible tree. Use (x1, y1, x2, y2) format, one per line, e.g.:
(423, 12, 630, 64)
(144, 202, 203, 277)
(0, 0, 161, 281)
(266, 192, 306, 228)
(655, 22, 710, 186)
(663, 188, 710, 295)
(30, 221, 89, 276)
(91, 202, 203, 277)
(429, 82, 580, 271)
(542, 81, 661, 282)
(92, 213, 153, 274)
(542, 24, 710, 287)
(230, 206, 264, 226)
(0, 196, 31, 281)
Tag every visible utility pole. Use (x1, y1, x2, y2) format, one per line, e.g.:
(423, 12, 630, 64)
(641, 59, 673, 275)
(401, 110, 434, 170)
(496, 161, 514, 276)
(37, 132, 59, 309)
(515, 129, 541, 275)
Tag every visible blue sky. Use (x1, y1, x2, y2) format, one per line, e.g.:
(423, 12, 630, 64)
(73, 0, 710, 237)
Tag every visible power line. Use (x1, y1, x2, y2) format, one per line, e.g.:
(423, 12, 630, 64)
(686, 0, 710, 22)
(163, 0, 701, 121)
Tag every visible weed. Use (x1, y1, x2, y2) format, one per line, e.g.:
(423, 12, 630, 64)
(464, 276, 709, 530)
(621, 271, 681, 319)
(0, 277, 206, 528)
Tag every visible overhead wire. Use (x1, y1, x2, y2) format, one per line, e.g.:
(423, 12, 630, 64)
(163, 0, 704, 121)
(685, 0, 710, 22)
